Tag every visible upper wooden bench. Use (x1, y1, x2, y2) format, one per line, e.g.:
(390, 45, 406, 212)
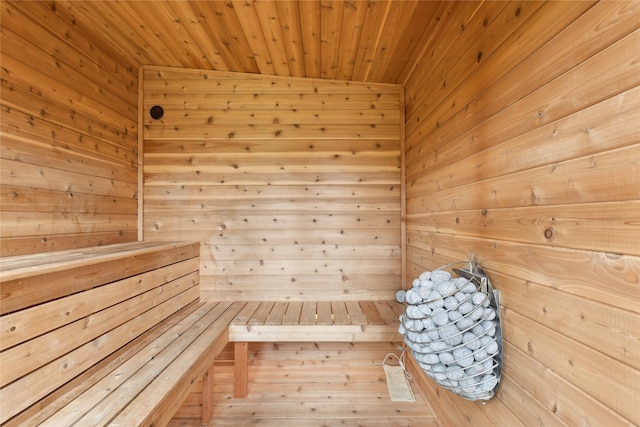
(228, 300, 403, 397)
(0, 241, 242, 426)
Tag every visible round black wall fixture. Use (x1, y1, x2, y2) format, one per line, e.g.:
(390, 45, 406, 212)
(150, 105, 164, 120)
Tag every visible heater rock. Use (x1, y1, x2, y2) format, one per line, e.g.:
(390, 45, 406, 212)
(482, 320, 496, 336)
(427, 290, 444, 308)
(460, 282, 477, 294)
(422, 317, 435, 329)
(456, 317, 474, 331)
(406, 305, 423, 319)
(430, 340, 449, 352)
(417, 303, 432, 316)
(448, 310, 463, 322)
(430, 270, 451, 282)
(432, 310, 450, 326)
(453, 347, 474, 368)
(405, 289, 422, 304)
(459, 376, 478, 393)
(473, 348, 488, 362)
(483, 307, 496, 321)
(462, 331, 481, 350)
(439, 324, 463, 346)
(445, 365, 465, 380)
(469, 306, 484, 321)
(458, 301, 474, 315)
(418, 286, 432, 300)
(436, 280, 457, 297)
(472, 292, 487, 306)
(439, 351, 454, 364)
(444, 296, 458, 310)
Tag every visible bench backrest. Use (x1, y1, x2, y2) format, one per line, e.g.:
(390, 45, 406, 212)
(0, 241, 200, 425)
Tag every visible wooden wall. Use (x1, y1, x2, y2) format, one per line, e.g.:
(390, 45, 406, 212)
(0, 2, 139, 256)
(403, 1, 640, 426)
(142, 66, 402, 301)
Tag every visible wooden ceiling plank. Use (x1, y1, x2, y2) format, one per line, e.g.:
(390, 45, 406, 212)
(335, 0, 369, 81)
(164, 1, 228, 71)
(298, 0, 322, 78)
(127, 1, 202, 68)
(365, 1, 419, 83)
(320, 0, 343, 80)
(253, 1, 291, 77)
(18, 1, 476, 84)
(231, 0, 277, 76)
(350, 0, 389, 82)
(276, 1, 306, 77)
(97, 1, 180, 67)
(192, 1, 257, 74)
(382, 1, 441, 84)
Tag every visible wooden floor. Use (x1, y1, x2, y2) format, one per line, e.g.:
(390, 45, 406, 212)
(169, 342, 439, 427)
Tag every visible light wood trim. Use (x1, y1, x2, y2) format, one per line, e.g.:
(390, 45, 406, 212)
(400, 85, 407, 290)
(138, 65, 144, 241)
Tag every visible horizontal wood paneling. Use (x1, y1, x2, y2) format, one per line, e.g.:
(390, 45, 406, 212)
(143, 66, 402, 301)
(404, 1, 640, 426)
(0, 2, 139, 255)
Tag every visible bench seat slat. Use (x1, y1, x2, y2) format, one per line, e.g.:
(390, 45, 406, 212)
(42, 301, 245, 427)
(1, 271, 199, 387)
(10, 301, 203, 427)
(248, 301, 275, 325)
(331, 301, 351, 325)
(358, 301, 386, 325)
(344, 301, 367, 325)
(231, 301, 261, 326)
(37, 300, 211, 427)
(110, 301, 246, 427)
(0, 287, 200, 424)
(374, 300, 402, 325)
(265, 301, 288, 325)
(281, 301, 303, 325)
(316, 301, 333, 325)
(300, 301, 317, 325)
(228, 300, 402, 343)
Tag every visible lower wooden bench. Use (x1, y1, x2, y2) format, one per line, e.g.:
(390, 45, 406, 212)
(228, 300, 403, 397)
(0, 241, 241, 427)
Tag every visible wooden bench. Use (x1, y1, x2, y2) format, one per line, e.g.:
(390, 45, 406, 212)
(0, 241, 243, 426)
(228, 300, 403, 397)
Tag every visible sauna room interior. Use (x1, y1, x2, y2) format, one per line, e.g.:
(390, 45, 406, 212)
(1, 1, 638, 426)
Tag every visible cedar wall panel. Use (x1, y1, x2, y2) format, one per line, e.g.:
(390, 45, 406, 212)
(0, 2, 139, 256)
(403, 2, 639, 426)
(142, 67, 402, 301)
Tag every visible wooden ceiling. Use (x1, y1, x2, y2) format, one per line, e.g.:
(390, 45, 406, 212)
(49, 0, 462, 84)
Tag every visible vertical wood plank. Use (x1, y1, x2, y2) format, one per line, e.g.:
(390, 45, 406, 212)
(233, 341, 249, 398)
(201, 362, 215, 425)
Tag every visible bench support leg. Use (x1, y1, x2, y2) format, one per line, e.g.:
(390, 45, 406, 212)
(234, 342, 249, 398)
(201, 362, 215, 425)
